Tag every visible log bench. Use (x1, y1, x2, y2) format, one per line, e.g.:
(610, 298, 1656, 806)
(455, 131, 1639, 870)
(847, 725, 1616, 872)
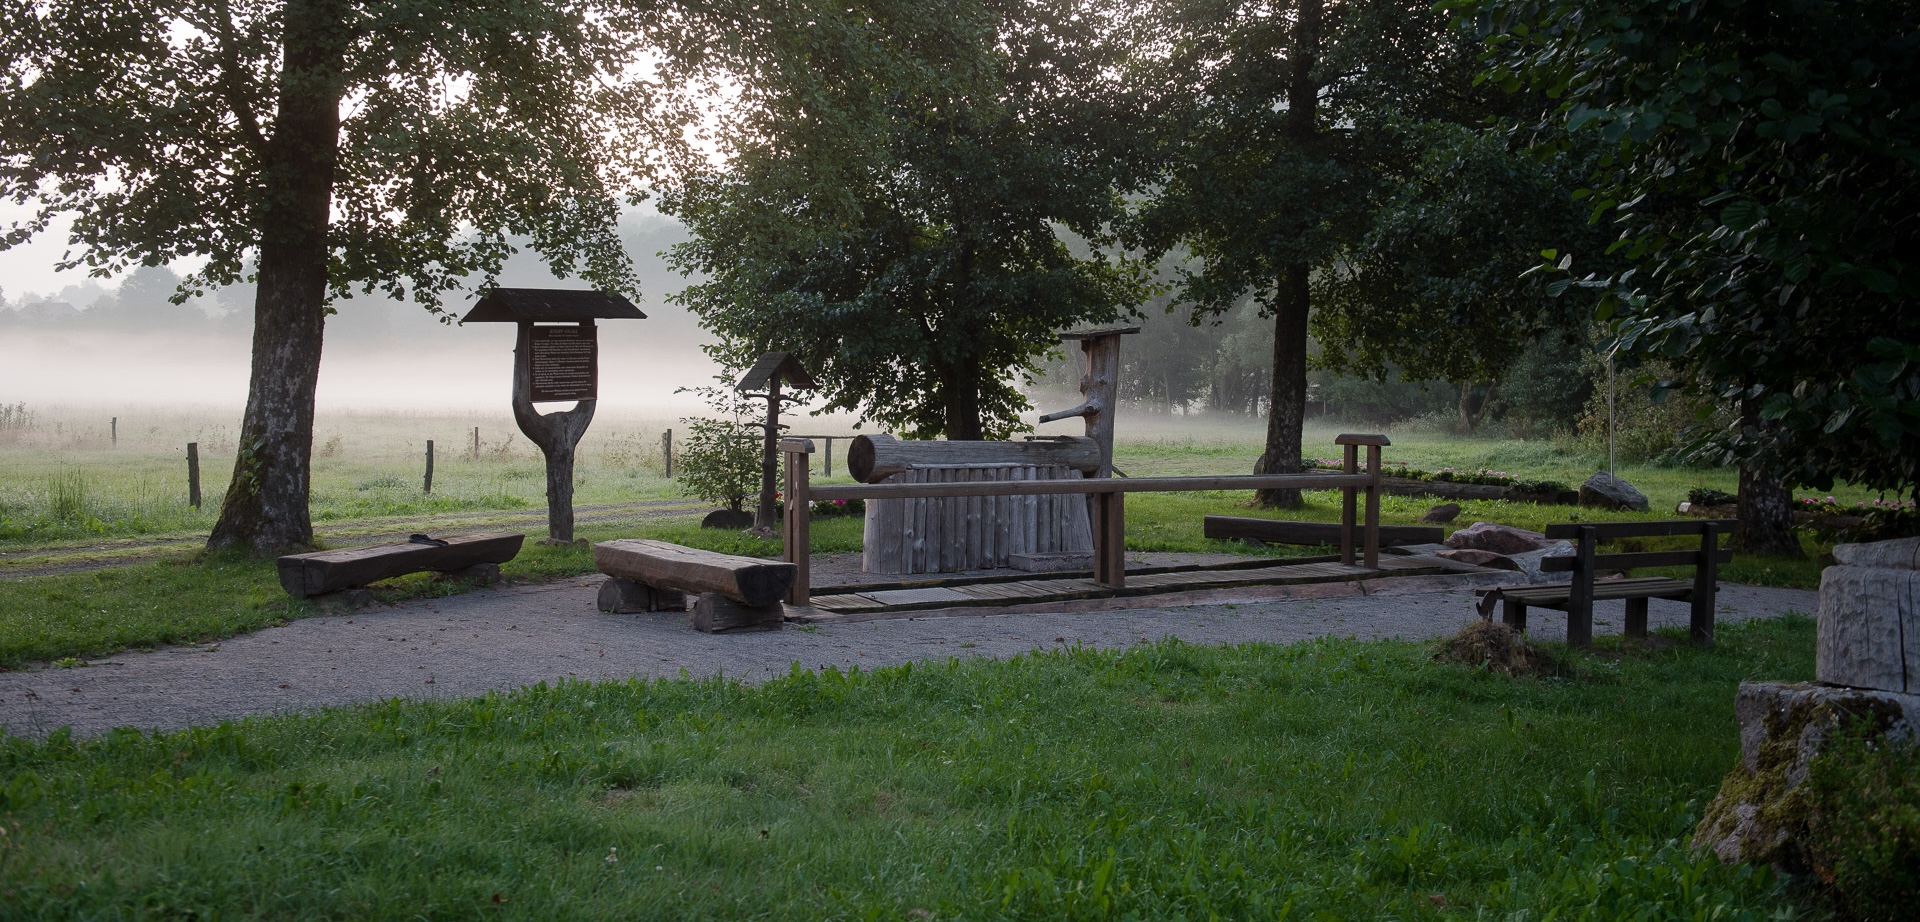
(277, 532, 525, 599)
(1473, 519, 1734, 647)
(594, 538, 797, 633)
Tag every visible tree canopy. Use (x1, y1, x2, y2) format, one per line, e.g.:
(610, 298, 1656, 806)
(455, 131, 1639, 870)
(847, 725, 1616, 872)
(1128, 0, 1515, 503)
(1, 0, 710, 551)
(1468, 0, 1920, 500)
(664, 0, 1149, 440)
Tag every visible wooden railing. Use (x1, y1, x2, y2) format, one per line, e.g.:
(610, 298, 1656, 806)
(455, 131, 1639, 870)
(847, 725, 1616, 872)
(779, 434, 1390, 606)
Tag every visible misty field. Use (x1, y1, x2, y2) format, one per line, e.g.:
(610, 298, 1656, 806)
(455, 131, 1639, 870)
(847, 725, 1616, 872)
(1, 401, 1879, 556)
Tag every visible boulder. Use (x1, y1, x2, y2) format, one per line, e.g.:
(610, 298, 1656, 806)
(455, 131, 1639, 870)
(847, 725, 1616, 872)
(1505, 540, 1577, 582)
(1445, 521, 1553, 555)
(1579, 472, 1650, 511)
(701, 508, 755, 530)
(1421, 502, 1462, 524)
(1819, 536, 1920, 693)
(1435, 548, 1520, 571)
(1693, 681, 1920, 869)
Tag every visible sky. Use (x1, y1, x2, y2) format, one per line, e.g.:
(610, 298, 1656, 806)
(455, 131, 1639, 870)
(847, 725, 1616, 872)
(0, 205, 733, 416)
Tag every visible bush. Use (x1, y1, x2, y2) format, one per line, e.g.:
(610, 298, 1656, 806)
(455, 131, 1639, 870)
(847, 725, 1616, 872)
(1804, 728, 1920, 920)
(675, 416, 761, 512)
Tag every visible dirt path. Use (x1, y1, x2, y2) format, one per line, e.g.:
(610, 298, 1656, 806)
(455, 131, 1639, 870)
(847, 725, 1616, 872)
(0, 575, 1820, 740)
(0, 498, 707, 580)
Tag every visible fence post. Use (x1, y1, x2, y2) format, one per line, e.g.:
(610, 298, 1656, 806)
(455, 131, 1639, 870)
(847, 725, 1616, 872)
(472, 426, 480, 460)
(111, 416, 117, 447)
(662, 428, 673, 478)
(424, 440, 435, 494)
(187, 442, 201, 509)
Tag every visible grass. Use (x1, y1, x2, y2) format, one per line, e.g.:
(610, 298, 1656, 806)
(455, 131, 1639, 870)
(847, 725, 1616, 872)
(0, 617, 1819, 919)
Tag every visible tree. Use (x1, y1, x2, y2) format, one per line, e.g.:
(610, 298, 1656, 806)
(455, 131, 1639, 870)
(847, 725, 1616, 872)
(1310, 120, 1608, 433)
(1130, 0, 1497, 505)
(1470, 0, 1920, 552)
(1, 0, 708, 553)
(664, 0, 1149, 440)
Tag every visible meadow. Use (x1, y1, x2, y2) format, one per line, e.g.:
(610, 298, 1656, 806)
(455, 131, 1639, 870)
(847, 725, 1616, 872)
(1, 618, 1818, 920)
(0, 403, 1863, 918)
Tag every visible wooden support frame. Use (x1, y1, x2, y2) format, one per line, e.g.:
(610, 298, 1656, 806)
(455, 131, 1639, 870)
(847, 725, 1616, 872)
(780, 434, 1390, 602)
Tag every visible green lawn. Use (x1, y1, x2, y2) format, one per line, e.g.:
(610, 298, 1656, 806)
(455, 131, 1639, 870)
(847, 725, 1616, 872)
(0, 618, 1818, 920)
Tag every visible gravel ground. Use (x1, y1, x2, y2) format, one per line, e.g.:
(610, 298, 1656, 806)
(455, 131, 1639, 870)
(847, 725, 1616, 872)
(0, 572, 1818, 741)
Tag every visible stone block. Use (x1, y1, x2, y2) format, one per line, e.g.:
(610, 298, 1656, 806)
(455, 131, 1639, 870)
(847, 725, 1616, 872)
(1696, 681, 1920, 869)
(1832, 535, 1920, 570)
(1817, 564, 1918, 693)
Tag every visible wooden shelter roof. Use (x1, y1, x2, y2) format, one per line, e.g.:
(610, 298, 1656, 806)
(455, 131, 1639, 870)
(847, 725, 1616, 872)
(460, 288, 646, 323)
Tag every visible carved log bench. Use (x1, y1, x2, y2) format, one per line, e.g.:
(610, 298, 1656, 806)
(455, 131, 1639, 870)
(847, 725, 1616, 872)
(1473, 520, 1734, 647)
(277, 532, 525, 599)
(593, 538, 797, 633)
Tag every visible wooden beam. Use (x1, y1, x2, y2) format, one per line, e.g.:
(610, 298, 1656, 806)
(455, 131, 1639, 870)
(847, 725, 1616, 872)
(1203, 516, 1442, 547)
(846, 434, 1100, 483)
(595, 538, 796, 608)
(810, 472, 1370, 501)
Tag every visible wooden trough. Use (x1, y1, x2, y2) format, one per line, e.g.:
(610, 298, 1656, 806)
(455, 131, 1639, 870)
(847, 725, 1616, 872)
(849, 434, 1102, 574)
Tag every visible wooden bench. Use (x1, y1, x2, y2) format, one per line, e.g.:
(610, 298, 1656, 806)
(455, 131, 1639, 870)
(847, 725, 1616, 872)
(1474, 519, 1735, 647)
(277, 532, 525, 599)
(594, 538, 797, 633)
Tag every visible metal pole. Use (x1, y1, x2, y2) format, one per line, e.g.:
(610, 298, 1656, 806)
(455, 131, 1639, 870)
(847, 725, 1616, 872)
(1607, 349, 1616, 475)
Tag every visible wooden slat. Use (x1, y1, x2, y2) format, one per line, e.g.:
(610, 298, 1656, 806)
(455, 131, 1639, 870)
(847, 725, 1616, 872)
(594, 538, 796, 607)
(1540, 549, 1734, 571)
(277, 532, 525, 598)
(1542, 520, 1736, 539)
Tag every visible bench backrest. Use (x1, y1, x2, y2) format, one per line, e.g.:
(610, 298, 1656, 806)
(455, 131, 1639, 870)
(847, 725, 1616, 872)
(1539, 519, 1735, 576)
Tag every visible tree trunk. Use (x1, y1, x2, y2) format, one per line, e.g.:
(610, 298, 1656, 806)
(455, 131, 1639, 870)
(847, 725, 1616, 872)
(1729, 398, 1803, 557)
(207, 0, 348, 555)
(1253, 0, 1322, 510)
(1254, 267, 1309, 508)
(941, 351, 985, 440)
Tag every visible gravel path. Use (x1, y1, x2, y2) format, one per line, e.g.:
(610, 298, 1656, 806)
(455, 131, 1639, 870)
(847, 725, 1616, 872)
(0, 573, 1819, 741)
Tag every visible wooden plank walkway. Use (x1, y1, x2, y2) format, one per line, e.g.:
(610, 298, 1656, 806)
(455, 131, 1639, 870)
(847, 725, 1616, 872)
(806, 553, 1481, 616)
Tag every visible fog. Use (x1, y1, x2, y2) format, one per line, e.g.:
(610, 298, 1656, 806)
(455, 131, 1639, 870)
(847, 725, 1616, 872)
(0, 214, 735, 417)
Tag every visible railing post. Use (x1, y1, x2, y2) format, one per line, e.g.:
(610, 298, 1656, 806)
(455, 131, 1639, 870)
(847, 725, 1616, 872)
(1340, 441, 1358, 566)
(1365, 441, 1383, 568)
(1334, 434, 1391, 568)
(1093, 487, 1126, 588)
(780, 438, 815, 605)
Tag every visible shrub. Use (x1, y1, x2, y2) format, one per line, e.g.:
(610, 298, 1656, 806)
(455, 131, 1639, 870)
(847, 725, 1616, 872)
(1804, 728, 1920, 920)
(675, 416, 761, 512)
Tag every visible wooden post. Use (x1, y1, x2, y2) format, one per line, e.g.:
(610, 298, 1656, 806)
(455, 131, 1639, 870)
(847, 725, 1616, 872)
(662, 428, 673, 477)
(1692, 521, 1719, 646)
(424, 440, 435, 494)
(781, 438, 814, 605)
(473, 426, 480, 460)
(1364, 441, 1382, 568)
(111, 416, 117, 447)
(1339, 441, 1358, 566)
(1569, 525, 1597, 647)
(1333, 433, 1391, 569)
(186, 442, 201, 509)
(1092, 488, 1126, 587)
(755, 380, 782, 532)
(511, 320, 597, 543)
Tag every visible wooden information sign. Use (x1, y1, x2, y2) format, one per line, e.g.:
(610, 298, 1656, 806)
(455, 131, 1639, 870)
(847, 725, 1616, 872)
(528, 325, 597, 402)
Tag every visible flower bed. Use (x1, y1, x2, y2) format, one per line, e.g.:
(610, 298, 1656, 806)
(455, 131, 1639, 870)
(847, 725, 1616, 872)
(1304, 459, 1575, 505)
